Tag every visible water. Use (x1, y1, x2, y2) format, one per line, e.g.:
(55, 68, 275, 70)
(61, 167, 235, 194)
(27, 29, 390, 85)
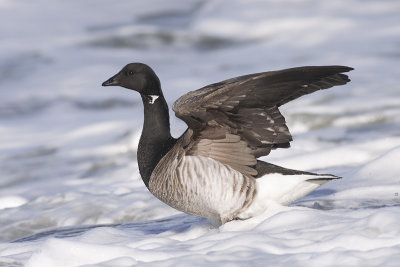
(1, 0, 400, 266)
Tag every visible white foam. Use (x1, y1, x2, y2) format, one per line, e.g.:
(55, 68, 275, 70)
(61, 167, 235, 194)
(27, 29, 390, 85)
(0, 196, 27, 210)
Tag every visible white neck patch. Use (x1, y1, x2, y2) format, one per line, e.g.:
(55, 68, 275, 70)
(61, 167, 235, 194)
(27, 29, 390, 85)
(148, 95, 159, 104)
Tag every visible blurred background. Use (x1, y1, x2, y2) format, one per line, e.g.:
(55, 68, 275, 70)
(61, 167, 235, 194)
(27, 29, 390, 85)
(0, 0, 399, 241)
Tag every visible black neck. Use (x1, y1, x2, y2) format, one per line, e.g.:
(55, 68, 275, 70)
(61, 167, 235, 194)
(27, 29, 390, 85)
(137, 92, 176, 188)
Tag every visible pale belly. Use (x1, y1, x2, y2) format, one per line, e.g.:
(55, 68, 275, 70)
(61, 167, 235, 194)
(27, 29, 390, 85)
(149, 155, 257, 223)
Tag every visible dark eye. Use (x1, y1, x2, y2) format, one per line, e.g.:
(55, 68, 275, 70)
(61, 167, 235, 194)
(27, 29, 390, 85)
(128, 71, 134, 76)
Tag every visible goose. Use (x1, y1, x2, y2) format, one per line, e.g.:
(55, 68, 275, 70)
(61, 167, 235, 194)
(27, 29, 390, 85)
(102, 63, 353, 224)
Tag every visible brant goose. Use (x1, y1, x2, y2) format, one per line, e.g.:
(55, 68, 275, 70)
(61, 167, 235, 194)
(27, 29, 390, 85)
(102, 63, 353, 224)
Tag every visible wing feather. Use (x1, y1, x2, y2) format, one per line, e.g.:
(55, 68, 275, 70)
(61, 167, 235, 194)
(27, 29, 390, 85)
(174, 66, 353, 177)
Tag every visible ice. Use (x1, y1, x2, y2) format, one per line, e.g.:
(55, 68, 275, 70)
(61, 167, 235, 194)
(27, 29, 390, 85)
(1, 0, 400, 266)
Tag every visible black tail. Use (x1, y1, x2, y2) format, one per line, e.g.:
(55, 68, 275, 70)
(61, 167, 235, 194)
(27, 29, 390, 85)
(254, 160, 341, 180)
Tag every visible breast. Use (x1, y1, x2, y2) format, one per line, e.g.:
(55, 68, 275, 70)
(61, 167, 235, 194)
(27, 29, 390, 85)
(148, 144, 257, 223)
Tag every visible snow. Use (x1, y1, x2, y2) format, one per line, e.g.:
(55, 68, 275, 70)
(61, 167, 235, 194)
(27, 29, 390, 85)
(1, 0, 400, 266)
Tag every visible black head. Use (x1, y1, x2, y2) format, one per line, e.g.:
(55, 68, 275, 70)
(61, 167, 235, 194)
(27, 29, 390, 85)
(102, 63, 161, 95)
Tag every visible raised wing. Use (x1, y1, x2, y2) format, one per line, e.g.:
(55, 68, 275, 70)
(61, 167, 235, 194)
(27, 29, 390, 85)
(173, 66, 353, 176)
